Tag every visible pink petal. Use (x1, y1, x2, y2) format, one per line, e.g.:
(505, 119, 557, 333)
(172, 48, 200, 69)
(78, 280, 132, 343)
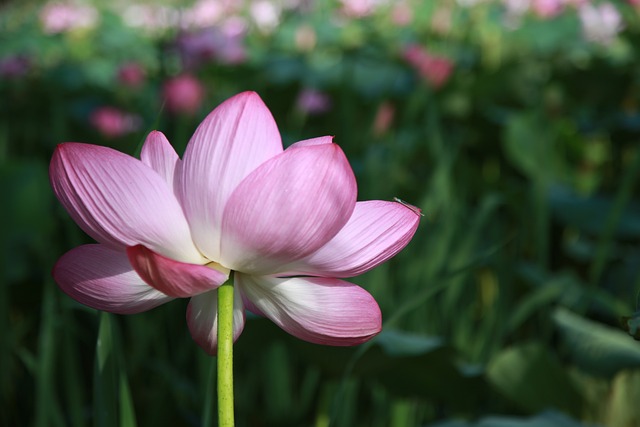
(237, 274, 381, 346)
(52, 244, 172, 314)
(186, 288, 246, 355)
(288, 135, 334, 148)
(126, 245, 229, 298)
(220, 142, 357, 274)
(178, 92, 283, 261)
(50, 143, 204, 263)
(140, 131, 180, 190)
(282, 200, 421, 277)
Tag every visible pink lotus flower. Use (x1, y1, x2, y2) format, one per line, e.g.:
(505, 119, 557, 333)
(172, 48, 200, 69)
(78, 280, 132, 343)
(50, 92, 421, 354)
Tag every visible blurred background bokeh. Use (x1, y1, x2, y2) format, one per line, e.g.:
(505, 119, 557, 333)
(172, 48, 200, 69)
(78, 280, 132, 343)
(4, 0, 640, 426)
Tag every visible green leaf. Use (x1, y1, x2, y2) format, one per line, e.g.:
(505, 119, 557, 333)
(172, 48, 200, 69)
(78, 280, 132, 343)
(238, 321, 488, 410)
(553, 308, 640, 377)
(94, 313, 118, 427)
(549, 186, 640, 239)
(487, 342, 584, 416)
(503, 112, 555, 181)
(426, 410, 597, 427)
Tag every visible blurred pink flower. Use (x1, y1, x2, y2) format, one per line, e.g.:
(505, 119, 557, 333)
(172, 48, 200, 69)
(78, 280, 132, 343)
(403, 45, 455, 89)
(40, 2, 98, 34)
(579, 2, 623, 46)
(391, 2, 413, 26)
(295, 24, 317, 51)
(532, 0, 564, 18)
(296, 89, 332, 115)
(50, 92, 421, 354)
(373, 101, 395, 136)
(90, 107, 141, 139)
(163, 74, 206, 116)
(183, 0, 224, 28)
(117, 63, 146, 88)
(564, 0, 587, 6)
(340, 0, 376, 18)
(431, 6, 453, 35)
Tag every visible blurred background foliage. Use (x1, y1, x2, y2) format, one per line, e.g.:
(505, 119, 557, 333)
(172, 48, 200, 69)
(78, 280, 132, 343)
(3, 0, 640, 426)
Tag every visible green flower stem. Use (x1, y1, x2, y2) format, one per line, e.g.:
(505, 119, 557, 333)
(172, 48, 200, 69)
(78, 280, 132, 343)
(217, 279, 235, 427)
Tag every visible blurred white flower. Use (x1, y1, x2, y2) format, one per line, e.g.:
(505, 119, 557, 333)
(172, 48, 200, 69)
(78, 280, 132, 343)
(250, 0, 281, 33)
(122, 4, 179, 32)
(457, 0, 490, 7)
(579, 2, 623, 46)
(40, 2, 98, 34)
(532, 0, 564, 18)
(502, 0, 530, 28)
(183, 0, 224, 28)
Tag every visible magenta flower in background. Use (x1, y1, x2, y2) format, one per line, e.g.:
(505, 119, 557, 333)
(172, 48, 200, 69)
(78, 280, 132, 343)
(50, 92, 421, 354)
(90, 107, 142, 139)
(162, 74, 206, 116)
(117, 62, 146, 88)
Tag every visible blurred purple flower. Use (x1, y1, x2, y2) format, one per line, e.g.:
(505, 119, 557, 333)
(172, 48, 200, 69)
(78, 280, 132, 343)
(175, 24, 247, 69)
(0, 55, 31, 78)
(117, 63, 146, 88)
(90, 107, 142, 139)
(579, 2, 623, 46)
(296, 89, 332, 115)
(402, 45, 454, 89)
(163, 74, 206, 116)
